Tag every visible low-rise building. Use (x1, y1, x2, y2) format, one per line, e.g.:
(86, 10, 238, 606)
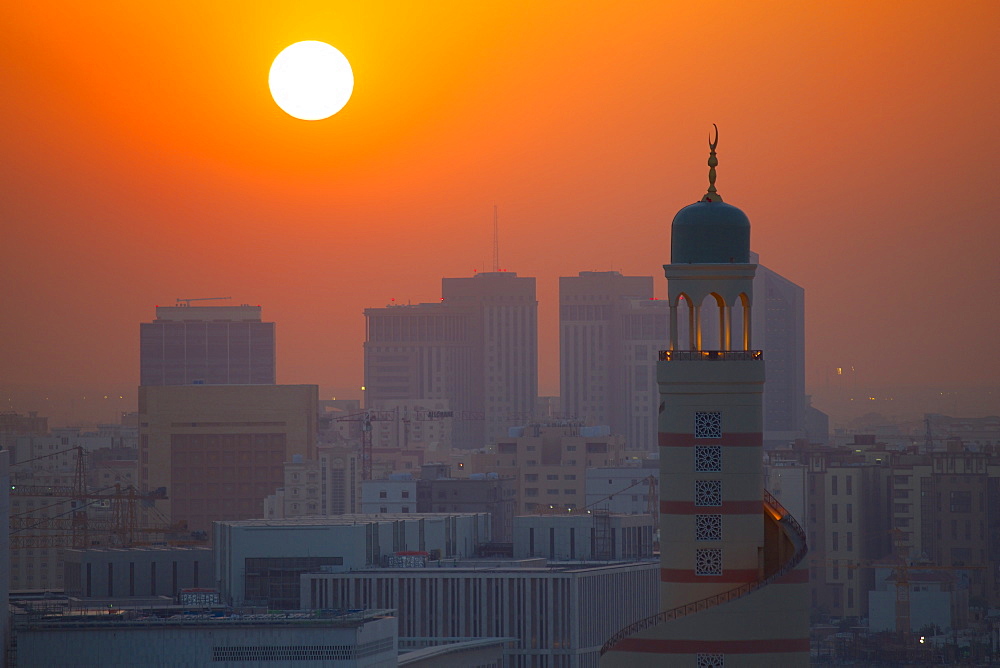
(214, 513, 490, 609)
(303, 559, 657, 668)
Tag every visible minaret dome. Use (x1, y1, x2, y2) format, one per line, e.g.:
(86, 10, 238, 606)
(670, 125, 750, 264)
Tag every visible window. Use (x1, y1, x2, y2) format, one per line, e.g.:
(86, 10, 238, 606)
(846, 475, 853, 495)
(846, 503, 853, 524)
(695, 446, 722, 472)
(831, 504, 838, 523)
(846, 532, 853, 552)
(695, 548, 722, 575)
(379, 491, 388, 499)
(547, 489, 559, 495)
(950, 491, 972, 513)
(547, 474, 559, 481)
(831, 475, 838, 495)
(525, 488, 538, 497)
(401, 491, 409, 499)
(694, 412, 722, 438)
(379, 506, 388, 513)
(832, 532, 839, 551)
(524, 474, 538, 482)
(695, 480, 722, 507)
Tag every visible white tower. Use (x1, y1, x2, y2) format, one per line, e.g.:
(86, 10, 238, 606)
(601, 128, 809, 667)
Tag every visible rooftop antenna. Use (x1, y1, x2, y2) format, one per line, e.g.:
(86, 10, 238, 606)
(492, 203, 500, 272)
(701, 123, 723, 203)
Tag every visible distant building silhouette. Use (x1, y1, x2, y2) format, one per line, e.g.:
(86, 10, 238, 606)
(560, 271, 668, 449)
(364, 272, 538, 448)
(140, 304, 275, 386)
(749, 252, 807, 447)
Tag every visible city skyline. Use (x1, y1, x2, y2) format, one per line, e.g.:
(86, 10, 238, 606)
(3, 3, 999, 425)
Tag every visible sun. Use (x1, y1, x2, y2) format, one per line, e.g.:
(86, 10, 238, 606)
(269, 41, 354, 121)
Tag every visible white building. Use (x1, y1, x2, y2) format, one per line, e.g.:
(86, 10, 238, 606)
(585, 466, 659, 516)
(303, 559, 658, 668)
(214, 513, 490, 608)
(361, 476, 418, 514)
(513, 513, 656, 561)
(14, 609, 397, 668)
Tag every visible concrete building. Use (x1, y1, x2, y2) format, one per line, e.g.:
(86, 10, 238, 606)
(361, 475, 418, 514)
(364, 271, 538, 448)
(472, 424, 628, 514)
(13, 609, 397, 668)
(585, 464, 660, 517)
(214, 513, 490, 608)
(749, 252, 807, 448)
(1, 451, 10, 662)
(138, 384, 318, 535)
(63, 547, 213, 599)
(415, 466, 517, 542)
(264, 442, 363, 519)
(303, 559, 658, 668)
(513, 513, 656, 561)
(560, 272, 668, 451)
(601, 133, 809, 666)
(139, 304, 276, 386)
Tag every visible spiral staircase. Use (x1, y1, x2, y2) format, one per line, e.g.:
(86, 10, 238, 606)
(599, 490, 810, 667)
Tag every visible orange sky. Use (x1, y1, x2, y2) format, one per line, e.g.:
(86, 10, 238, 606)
(3, 1, 999, 424)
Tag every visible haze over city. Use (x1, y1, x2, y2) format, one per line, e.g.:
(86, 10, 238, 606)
(3, 1, 999, 426)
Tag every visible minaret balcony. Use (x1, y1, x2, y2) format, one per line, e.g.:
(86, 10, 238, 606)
(658, 350, 763, 362)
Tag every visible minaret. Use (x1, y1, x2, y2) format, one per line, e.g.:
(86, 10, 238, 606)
(600, 128, 809, 667)
(659, 124, 762, 610)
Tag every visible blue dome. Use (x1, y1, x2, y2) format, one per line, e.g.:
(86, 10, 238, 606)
(670, 200, 750, 264)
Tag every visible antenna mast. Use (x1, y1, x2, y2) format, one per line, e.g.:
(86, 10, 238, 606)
(492, 204, 500, 272)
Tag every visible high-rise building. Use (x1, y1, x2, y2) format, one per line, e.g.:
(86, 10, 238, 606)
(364, 272, 537, 447)
(749, 252, 807, 447)
(601, 132, 809, 666)
(138, 384, 318, 535)
(560, 271, 668, 449)
(139, 304, 275, 386)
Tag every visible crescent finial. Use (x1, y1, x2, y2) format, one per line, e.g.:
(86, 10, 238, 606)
(701, 123, 723, 202)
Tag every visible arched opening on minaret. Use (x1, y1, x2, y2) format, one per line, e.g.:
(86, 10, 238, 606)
(737, 292, 752, 350)
(699, 293, 726, 351)
(670, 293, 694, 351)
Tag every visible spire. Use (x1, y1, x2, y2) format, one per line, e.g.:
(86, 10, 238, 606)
(701, 124, 723, 203)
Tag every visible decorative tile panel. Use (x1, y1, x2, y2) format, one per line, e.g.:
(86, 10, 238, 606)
(695, 480, 722, 507)
(695, 411, 722, 438)
(695, 514, 722, 541)
(695, 548, 723, 576)
(697, 654, 724, 668)
(694, 445, 722, 472)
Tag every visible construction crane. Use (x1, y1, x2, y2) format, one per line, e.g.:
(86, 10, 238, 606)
(175, 296, 231, 306)
(9, 446, 196, 549)
(329, 408, 469, 480)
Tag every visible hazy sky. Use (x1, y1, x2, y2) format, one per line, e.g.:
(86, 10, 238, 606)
(3, 1, 999, 421)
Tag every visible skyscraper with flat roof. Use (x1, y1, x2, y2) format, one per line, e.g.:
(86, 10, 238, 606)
(140, 304, 275, 386)
(364, 272, 537, 448)
(749, 252, 807, 447)
(560, 271, 667, 449)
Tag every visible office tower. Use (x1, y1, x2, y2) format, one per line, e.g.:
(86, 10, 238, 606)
(601, 132, 809, 666)
(138, 384, 318, 535)
(140, 304, 275, 385)
(364, 272, 537, 448)
(560, 271, 668, 449)
(749, 252, 806, 447)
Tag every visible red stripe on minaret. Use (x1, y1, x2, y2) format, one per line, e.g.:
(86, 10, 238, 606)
(660, 500, 761, 514)
(611, 637, 811, 654)
(659, 432, 762, 447)
(660, 568, 758, 583)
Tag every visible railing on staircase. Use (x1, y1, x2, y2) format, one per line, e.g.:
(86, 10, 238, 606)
(599, 490, 808, 655)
